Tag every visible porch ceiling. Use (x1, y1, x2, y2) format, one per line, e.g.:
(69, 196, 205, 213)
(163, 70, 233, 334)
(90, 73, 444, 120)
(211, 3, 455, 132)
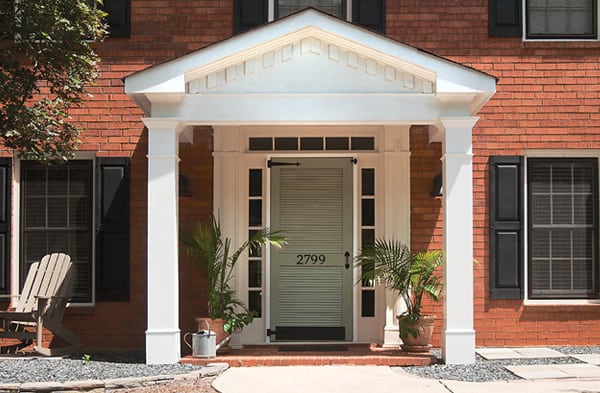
(124, 8, 496, 124)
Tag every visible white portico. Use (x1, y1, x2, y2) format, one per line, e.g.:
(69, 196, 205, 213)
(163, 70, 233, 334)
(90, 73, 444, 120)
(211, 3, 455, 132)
(124, 9, 496, 365)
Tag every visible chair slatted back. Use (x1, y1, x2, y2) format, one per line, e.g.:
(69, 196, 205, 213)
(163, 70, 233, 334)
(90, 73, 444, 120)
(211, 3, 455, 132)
(15, 254, 73, 316)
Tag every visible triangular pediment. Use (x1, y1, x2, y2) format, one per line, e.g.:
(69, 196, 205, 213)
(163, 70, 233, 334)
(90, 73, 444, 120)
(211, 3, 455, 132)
(186, 36, 435, 94)
(125, 8, 496, 117)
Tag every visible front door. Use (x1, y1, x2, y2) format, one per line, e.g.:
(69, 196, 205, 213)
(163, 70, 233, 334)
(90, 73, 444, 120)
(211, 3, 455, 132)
(270, 157, 353, 341)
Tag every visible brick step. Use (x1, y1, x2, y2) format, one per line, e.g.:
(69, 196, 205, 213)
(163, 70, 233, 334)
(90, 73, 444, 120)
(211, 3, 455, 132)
(181, 344, 436, 367)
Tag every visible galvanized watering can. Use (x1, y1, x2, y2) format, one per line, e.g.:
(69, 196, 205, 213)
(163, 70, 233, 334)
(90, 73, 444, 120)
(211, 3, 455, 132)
(184, 319, 216, 358)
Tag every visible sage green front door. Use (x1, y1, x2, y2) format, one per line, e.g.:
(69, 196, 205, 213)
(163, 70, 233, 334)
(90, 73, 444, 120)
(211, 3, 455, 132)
(270, 157, 353, 341)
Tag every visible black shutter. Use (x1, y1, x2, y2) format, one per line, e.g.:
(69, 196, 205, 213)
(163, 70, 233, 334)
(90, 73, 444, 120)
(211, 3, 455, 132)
(234, 0, 268, 34)
(96, 158, 130, 301)
(490, 156, 524, 299)
(104, 0, 131, 38)
(0, 158, 10, 295)
(352, 0, 385, 34)
(489, 0, 522, 37)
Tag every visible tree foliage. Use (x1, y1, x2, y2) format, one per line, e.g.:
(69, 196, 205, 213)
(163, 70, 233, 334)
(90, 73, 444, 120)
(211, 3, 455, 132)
(0, 0, 107, 161)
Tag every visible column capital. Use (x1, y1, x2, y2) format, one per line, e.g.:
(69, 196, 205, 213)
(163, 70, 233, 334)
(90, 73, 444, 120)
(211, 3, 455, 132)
(437, 117, 480, 130)
(142, 117, 186, 133)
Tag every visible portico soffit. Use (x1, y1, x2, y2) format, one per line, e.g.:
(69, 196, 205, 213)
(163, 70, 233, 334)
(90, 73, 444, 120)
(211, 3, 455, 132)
(124, 9, 496, 117)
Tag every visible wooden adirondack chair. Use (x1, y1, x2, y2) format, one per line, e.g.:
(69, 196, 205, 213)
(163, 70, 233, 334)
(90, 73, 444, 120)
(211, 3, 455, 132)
(0, 253, 81, 356)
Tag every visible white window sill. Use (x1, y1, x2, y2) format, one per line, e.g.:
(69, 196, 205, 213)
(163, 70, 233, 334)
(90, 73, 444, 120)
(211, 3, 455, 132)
(524, 299, 600, 306)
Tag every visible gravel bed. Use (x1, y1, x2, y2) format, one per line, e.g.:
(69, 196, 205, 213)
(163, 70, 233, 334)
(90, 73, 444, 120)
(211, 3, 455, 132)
(551, 346, 600, 355)
(400, 347, 592, 383)
(0, 352, 201, 384)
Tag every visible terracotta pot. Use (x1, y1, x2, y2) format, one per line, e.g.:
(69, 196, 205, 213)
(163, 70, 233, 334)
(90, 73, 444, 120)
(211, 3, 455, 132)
(195, 317, 229, 346)
(398, 314, 436, 352)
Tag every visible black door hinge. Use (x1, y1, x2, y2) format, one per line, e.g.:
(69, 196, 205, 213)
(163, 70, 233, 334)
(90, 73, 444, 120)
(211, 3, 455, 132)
(267, 160, 300, 168)
(267, 328, 275, 337)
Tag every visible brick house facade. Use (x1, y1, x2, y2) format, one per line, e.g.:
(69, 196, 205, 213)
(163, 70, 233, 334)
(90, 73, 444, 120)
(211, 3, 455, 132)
(2, 0, 600, 364)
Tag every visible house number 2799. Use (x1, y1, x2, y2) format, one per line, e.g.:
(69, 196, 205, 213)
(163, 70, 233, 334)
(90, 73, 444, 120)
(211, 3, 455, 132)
(296, 254, 326, 264)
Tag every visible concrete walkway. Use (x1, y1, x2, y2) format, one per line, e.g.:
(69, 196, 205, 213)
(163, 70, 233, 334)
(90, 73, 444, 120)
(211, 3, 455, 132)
(212, 366, 600, 393)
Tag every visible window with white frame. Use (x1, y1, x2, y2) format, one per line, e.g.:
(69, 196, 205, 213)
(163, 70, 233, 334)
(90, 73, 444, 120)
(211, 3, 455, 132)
(527, 158, 598, 299)
(526, 0, 597, 39)
(277, 0, 346, 19)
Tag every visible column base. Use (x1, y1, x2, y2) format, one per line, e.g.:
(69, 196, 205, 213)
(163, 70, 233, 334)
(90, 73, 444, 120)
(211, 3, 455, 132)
(146, 329, 181, 364)
(382, 325, 402, 348)
(442, 329, 475, 364)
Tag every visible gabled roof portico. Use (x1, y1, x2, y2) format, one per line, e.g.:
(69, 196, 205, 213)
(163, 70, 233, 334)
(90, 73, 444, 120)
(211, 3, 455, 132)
(125, 8, 496, 365)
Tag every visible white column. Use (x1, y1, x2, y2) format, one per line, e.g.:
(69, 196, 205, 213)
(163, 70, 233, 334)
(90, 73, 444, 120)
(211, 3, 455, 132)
(439, 117, 478, 364)
(212, 126, 243, 348)
(143, 118, 183, 364)
(382, 125, 411, 347)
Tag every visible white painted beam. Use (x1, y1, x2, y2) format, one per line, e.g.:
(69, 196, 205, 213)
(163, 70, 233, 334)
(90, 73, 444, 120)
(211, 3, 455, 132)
(151, 94, 444, 124)
(439, 117, 479, 365)
(143, 117, 184, 364)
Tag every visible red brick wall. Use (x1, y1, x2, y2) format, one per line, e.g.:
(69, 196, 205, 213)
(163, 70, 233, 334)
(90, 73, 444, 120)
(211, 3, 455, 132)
(393, 1, 600, 347)
(5, 0, 600, 350)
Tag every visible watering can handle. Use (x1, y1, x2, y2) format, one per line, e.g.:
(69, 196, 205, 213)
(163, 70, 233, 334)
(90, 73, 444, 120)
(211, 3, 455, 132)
(183, 332, 192, 349)
(202, 319, 211, 335)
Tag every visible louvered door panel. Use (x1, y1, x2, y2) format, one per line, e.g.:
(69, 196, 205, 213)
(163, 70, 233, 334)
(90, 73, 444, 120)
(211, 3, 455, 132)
(279, 168, 343, 254)
(279, 266, 343, 326)
(270, 157, 353, 340)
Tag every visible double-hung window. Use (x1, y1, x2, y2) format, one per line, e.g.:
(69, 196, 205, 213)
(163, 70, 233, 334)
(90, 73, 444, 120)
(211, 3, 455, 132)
(528, 159, 598, 299)
(277, 0, 345, 18)
(526, 0, 597, 39)
(21, 161, 93, 303)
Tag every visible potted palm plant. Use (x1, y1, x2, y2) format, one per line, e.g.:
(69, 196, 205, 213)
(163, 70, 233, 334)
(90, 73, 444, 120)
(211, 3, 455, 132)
(356, 240, 443, 352)
(181, 215, 286, 348)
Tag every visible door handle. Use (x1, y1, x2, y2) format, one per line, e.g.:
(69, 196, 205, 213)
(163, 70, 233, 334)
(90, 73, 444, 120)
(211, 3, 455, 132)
(344, 251, 350, 270)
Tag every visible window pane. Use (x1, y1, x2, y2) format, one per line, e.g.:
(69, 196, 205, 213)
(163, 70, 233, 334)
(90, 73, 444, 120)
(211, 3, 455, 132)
(249, 169, 262, 197)
(362, 169, 375, 196)
(361, 290, 375, 317)
(48, 166, 68, 196)
(249, 260, 262, 288)
(300, 137, 324, 151)
(325, 137, 349, 150)
(361, 199, 375, 226)
(249, 290, 262, 317)
(24, 165, 45, 196)
(361, 229, 375, 249)
(69, 196, 90, 227)
(274, 137, 298, 151)
(249, 200, 262, 227)
(351, 137, 375, 151)
(48, 197, 68, 228)
(25, 197, 46, 227)
(249, 230, 262, 257)
(249, 137, 273, 151)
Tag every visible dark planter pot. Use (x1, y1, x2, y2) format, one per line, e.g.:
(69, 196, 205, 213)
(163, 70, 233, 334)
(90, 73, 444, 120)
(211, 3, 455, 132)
(398, 314, 436, 352)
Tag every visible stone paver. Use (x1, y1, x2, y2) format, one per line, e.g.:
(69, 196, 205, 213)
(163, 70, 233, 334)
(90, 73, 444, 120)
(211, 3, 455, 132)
(442, 379, 600, 393)
(504, 365, 572, 380)
(476, 347, 565, 360)
(505, 363, 600, 380)
(571, 354, 600, 365)
(553, 363, 600, 378)
(213, 366, 450, 393)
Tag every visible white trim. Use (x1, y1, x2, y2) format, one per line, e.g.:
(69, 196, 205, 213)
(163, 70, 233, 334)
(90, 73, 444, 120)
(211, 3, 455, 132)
(523, 150, 600, 305)
(522, 0, 599, 42)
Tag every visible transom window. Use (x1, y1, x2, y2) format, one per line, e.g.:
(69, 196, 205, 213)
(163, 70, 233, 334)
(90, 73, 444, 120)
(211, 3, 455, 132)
(277, 0, 346, 19)
(248, 136, 375, 152)
(527, 158, 598, 299)
(526, 0, 597, 39)
(21, 161, 93, 303)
